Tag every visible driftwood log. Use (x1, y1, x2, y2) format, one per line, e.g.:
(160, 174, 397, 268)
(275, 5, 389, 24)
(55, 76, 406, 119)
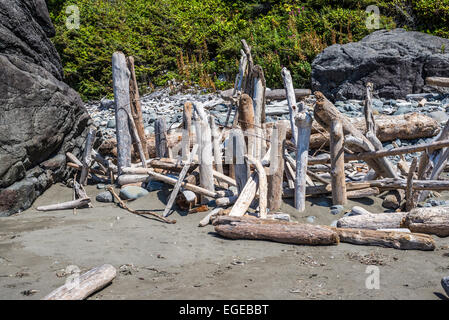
(333, 228, 435, 251)
(267, 121, 287, 211)
(294, 111, 313, 212)
(36, 198, 91, 211)
(337, 212, 408, 230)
(330, 119, 346, 205)
(112, 52, 132, 175)
(43, 264, 117, 300)
(127, 56, 149, 160)
(213, 216, 339, 246)
(403, 206, 449, 237)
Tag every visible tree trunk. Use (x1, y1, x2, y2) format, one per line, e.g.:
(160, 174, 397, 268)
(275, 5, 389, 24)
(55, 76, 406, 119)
(337, 212, 408, 230)
(294, 111, 313, 212)
(403, 206, 449, 237)
(267, 121, 287, 211)
(330, 119, 346, 205)
(213, 216, 339, 246)
(127, 56, 149, 159)
(334, 227, 435, 250)
(155, 118, 168, 158)
(112, 52, 132, 175)
(194, 103, 215, 203)
(182, 102, 193, 160)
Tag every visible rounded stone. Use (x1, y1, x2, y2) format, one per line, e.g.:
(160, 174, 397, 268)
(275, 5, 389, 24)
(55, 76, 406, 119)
(96, 191, 113, 203)
(120, 186, 149, 200)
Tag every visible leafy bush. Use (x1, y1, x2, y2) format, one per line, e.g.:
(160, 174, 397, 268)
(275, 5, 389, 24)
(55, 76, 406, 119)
(47, 0, 448, 100)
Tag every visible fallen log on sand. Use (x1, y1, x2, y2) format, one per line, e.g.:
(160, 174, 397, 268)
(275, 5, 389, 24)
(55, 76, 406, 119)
(213, 216, 339, 245)
(337, 212, 408, 230)
(402, 206, 449, 237)
(212, 216, 434, 250)
(333, 228, 435, 251)
(43, 264, 116, 300)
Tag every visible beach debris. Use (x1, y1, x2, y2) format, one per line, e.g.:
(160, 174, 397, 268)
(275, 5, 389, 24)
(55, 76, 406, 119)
(43, 264, 117, 300)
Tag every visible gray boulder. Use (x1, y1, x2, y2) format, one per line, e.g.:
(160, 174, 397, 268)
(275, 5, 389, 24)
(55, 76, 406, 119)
(0, 0, 91, 216)
(312, 29, 449, 101)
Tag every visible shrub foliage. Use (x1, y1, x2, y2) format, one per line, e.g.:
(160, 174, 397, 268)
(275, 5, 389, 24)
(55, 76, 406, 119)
(47, 0, 448, 100)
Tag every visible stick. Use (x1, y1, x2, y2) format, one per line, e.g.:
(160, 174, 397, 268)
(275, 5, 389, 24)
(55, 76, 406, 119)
(36, 198, 91, 211)
(406, 157, 418, 211)
(107, 186, 176, 224)
(163, 144, 199, 217)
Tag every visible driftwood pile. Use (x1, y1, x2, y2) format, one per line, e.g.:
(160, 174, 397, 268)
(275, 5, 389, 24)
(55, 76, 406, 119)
(38, 40, 449, 254)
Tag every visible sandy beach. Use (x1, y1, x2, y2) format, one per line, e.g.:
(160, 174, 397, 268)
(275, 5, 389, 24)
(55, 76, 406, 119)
(1, 183, 448, 300)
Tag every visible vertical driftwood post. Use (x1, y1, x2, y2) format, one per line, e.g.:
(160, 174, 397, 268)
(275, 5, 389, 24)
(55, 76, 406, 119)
(112, 52, 132, 175)
(126, 111, 147, 168)
(245, 155, 267, 219)
(155, 118, 168, 158)
(238, 94, 255, 156)
(210, 115, 223, 174)
(406, 157, 418, 212)
(79, 127, 96, 185)
(236, 49, 248, 95)
(194, 103, 215, 203)
(127, 56, 149, 160)
(182, 102, 193, 160)
(252, 65, 266, 159)
(295, 112, 313, 212)
(267, 121, 287, 211)
(281, 67, 301, 145)
(330, 120, 347, 205)
(228, 128, 248, 194)
(241, 39, 254, 96)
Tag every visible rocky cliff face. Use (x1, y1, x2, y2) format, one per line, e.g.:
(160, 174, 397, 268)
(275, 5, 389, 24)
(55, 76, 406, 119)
(0, 0, 91, 216)
(311, 29, 449, 101)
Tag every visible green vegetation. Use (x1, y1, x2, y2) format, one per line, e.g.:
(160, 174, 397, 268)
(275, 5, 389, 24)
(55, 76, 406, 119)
(46, 0, 449, 100)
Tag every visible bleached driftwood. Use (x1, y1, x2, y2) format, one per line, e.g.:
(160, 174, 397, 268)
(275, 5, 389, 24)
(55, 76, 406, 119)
(112, 52, 132, 175)
(43, 264, 117, 300)
(36, 198, 91, 211)
(162, 144, 198, 217)
(294, 111, 313, 212)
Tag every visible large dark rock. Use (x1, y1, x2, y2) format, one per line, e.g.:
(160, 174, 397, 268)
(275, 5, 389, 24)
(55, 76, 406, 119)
(311, 29, 449, 101)
(0, 0, 91, 216)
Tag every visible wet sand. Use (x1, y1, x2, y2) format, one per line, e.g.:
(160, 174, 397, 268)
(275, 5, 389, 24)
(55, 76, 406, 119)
(1, 183, 448, 300)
